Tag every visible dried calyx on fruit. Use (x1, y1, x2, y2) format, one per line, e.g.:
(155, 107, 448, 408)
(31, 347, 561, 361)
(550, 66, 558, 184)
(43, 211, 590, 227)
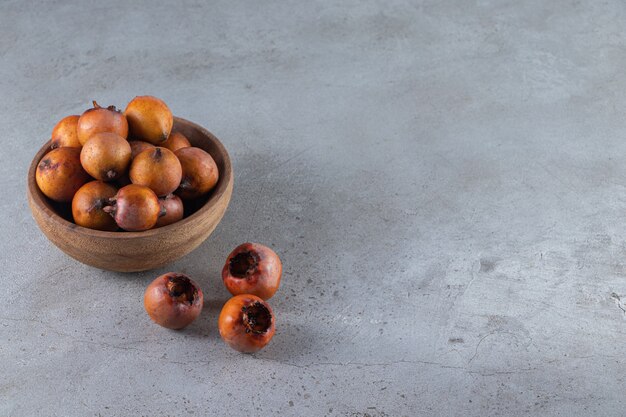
(103, 184, 162, 231)
(144, 272, 204, 329)
(77, 101, 128, 145)
(222, 243, 282, 300)
(229, 251, 259, 276)
(241, 301, 273, 334)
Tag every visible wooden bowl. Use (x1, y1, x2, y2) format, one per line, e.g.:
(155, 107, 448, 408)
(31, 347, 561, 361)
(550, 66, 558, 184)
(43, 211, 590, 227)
(27, 117, 233, 272)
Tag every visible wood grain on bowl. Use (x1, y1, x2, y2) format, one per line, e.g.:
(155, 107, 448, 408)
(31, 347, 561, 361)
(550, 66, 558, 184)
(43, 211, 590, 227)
(27, 117, 233, 272)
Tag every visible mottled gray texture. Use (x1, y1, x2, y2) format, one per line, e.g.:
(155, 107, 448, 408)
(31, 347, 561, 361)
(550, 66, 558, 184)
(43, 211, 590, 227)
(2, 0, 626, 416)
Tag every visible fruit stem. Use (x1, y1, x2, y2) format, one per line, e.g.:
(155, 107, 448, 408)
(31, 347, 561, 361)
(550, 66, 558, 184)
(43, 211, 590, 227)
(102, 198, 117, 217)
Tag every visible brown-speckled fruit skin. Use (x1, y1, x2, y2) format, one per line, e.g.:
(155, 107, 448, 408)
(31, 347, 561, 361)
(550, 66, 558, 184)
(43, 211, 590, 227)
(36, 147, 90, 202)
(71, 181, 118, 231)
(77, 103, 128, 145)
(162, 131, 191, 152)
(129, 140, 155, 159)
(156, 194, 184, 228)
(124, 96, 173, 145)
(175, 147, 219, 199)
(129, 147, 182, 196)
(80, 132, 132, 181)
(222, 242, 282, 300)
(144, 273, 204, 329)
(109, 184, 160, 231)
(50, 115, 81, 149)
(218, 294, 275, 353)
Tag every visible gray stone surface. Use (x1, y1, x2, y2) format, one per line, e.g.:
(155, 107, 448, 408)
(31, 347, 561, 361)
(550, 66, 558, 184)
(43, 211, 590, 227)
(2, 0, 626, 415)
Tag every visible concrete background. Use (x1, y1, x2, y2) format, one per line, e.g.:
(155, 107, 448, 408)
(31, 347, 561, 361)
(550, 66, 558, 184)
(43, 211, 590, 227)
(2, 0, 626, 415)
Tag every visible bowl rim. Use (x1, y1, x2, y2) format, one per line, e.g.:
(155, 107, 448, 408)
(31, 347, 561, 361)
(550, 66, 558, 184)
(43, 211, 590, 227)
(27, 116, 233, 239)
